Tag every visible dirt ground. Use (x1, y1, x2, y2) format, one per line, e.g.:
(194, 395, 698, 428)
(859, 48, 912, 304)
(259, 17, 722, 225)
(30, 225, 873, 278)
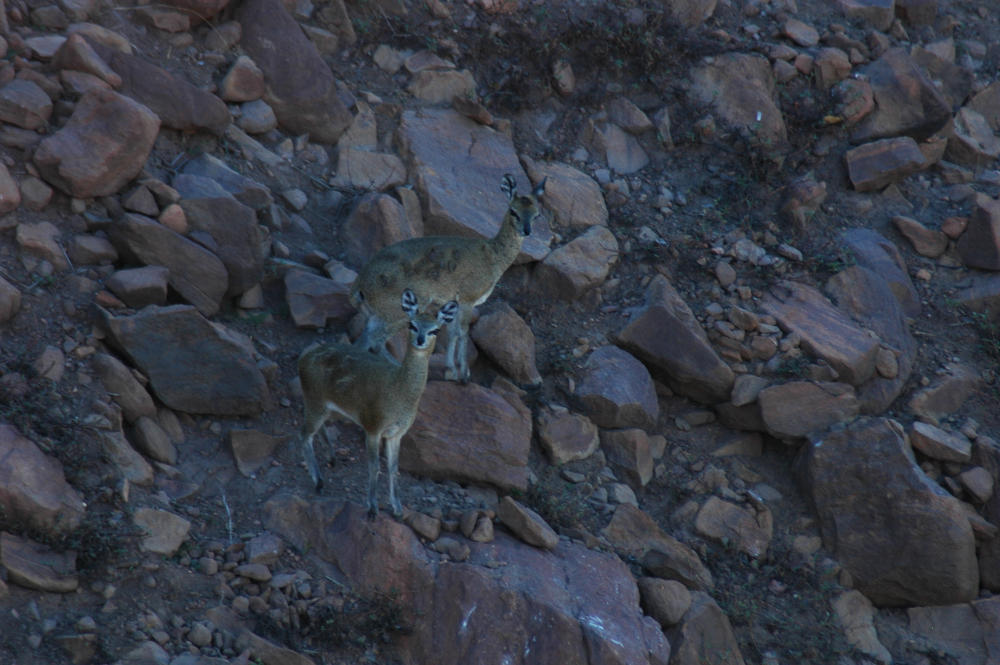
(1, 0, 999, 663)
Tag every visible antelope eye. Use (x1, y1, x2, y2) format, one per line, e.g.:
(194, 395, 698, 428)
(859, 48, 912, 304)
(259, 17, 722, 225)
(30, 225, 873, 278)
(429, 328, 440, 336)
(409, 322, 418, 332)
(510, 210, 521, 221)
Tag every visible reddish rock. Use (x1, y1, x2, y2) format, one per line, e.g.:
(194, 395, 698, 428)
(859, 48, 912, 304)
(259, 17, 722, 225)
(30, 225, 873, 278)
(469, 303, 541, 385)
(535, 406, 599, 465)
(179, 195, 266, 297)
(498, 496, 559, 549)
(263, 497, 671, 665)
(397, 108, 552, 262)
(521, 157, 607, 229)
(0, 276, 20, 323)
(602, 503, 714, 591)
(845, 136, 927, 191)
(601, 428, 654, 489)
(0, 532, 78, 593)
(0, 79, 52, 130)
(798, 417, 979, 606)
(91, 352, 157, 423)
(85, 40, 229, 135)
(15, 221, 68, 270)
(763, 281, 879, 385)
(694, 496, 773, 558)
(220, 55, 266, 103)
(667, 592, 745, 665)
(105, 266, 169, 308)
(689, 53, 787, 155)
(535, 225, 619, 300)
(236, 0, 352, 143)
(892, 215, 949, 258)
(340, 193, 417, 267)
(34, 89, 160, 199)
(850, 48, 951, 142)
(51, 32, 121, 87)
(402, 381, 531, 491)
(0, 424, 86, 537)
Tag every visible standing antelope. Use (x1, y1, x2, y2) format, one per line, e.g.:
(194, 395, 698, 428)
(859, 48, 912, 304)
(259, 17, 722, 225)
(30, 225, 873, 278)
(298, 289, 458, 518)
(350, 173, 546, 382)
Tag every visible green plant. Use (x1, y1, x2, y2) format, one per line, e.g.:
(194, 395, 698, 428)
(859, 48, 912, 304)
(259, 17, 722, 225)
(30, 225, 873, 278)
(307, 588, 409, 648)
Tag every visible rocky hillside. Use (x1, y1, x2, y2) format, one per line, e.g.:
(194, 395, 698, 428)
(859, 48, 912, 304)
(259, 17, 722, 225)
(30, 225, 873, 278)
(1, 0, 999, 663)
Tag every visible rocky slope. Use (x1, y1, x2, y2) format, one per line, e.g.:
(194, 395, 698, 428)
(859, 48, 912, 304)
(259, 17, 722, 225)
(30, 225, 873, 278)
(1, 0, 999, 663)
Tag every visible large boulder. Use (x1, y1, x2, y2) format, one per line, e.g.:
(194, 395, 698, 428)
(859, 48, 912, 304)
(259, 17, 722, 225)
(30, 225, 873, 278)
(33, 89, 160, 198)
(797, 417, 978, 606)
(102, 305, 272, 416)
(263, 497, 671, 665)
(402, 381, 531, 491)
(236, 0, 353, 143)
(85, 39, 229, 134)
(397, 108, 553, 261)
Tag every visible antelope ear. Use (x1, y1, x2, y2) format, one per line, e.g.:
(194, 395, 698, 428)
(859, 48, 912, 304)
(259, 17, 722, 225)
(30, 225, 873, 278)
(532, 177, 547, 198)
(500, 173, 517, 201)
(401, 288, 419, 315)
(439, 300, 459, 324)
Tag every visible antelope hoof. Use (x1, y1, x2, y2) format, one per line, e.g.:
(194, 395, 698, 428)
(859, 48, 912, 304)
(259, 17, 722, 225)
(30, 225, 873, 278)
(366, 504, 379, 520)
(314, 477, 324, 494)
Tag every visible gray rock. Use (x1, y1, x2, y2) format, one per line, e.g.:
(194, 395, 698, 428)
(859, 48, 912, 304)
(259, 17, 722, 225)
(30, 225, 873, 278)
(107, 213, 228, 317)
(615, 275, 734, 404)
(284, 269, 355, 329)
(179, 195, 267, 297)
(0, 532, 78, 593)
(178, 154, 273, 209)
(575, 346, 659, 430)
(102, 305, 272, 416)
(667, 592, 745, 665)
(763, 280, 879, 386)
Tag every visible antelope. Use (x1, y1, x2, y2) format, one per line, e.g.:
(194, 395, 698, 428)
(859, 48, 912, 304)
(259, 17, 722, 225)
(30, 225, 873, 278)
(298, 289, 458, 518)
(350, 173, 546, 382)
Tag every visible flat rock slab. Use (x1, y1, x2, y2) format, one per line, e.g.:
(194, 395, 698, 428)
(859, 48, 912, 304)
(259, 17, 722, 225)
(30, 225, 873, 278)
(107, 212, 228, 317)
(102, 305, 272, 416)
(615, 275, 734, 404)
(763, 280, 879, 386)
(179, 195, 266, 296)
(758, 381, 860, 440)
(825, 263, 917, 413)
(845, 136, 927, 192)
(397, 108, 552, 261)
(0, 423, 86, 537)
(797, 417, 978, 606)
(86, 39, 230, 135)
(0, 531, 78, 593)
(402, 381, 531, 491)
(263, 497, 671, 665)
(498, 495, 559, 549)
